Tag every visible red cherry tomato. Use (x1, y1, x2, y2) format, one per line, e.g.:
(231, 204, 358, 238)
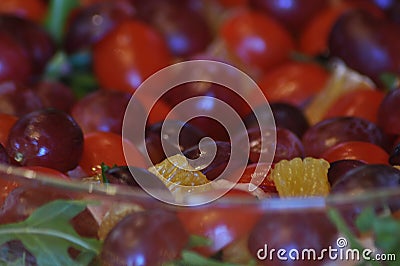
(79, 132, 147, 175)
(138, 95, 174, 126)
(299, 2, 384, 56)
(300, 4, 348, 56)
(237, 163, 276, 193)
(257, 61, 329, 107)
(22, 166, 70, 180)
(220, 9, 294, 73)
(177, 193, 261, 256)
(93, 20, 171, 93)
(321, 141, 389, 164)
(0, 0, 47, 23)
(217, 0, 248, 8)
(323, 89, 385, 123)
(0, 113, 17, 147)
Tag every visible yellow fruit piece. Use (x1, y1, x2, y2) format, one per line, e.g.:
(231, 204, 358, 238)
(148, 154, 209, 187)
(98, 203, 143, 240)
(271, 157, 330, 197)
(305, 60, 375, 125)
(148, 155, 211, 203)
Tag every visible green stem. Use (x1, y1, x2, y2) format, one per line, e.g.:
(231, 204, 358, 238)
(44, 0, 79, 44)
(327, 208, 381, 266)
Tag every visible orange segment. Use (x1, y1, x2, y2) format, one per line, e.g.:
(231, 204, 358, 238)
(271, 157, 330, 197)
(305, 60, 375, 125)
(148, 155, 211, 202)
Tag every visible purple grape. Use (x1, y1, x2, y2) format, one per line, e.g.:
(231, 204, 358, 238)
(6, 109, 84, 172)
(71, 89, 131, 134)
(244, 103, 309, 138)
(0, 30, 32, 84)
(0, 15, 56, 82)
(0, 82, 43, 117)
(145, 120, 206, 164)
(34, 80, 76, 114)
(0, 143, 10, 165)
(302, 117, 386, 157)
(183, 141, 232, 180)
(64, 0, 135, 53)
(328, 9, 400, 87)
(248, 0, 328, 33)
(331, 164, 400, 194)
(134, 0, 212, 57)
(377, 87, 400, 136)
(100, 209, 188, 265)
(327, 159, 366, 186)
(248, 210, 337, 266)
(236, 127, 304, 164)
(389, 142, 400, 165)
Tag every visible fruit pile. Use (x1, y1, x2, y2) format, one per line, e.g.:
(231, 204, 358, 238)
(0, 0, 400, 265)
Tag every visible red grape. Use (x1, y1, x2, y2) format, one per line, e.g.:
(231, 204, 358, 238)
(64, 0, 135, 53)
(377, 87, 400, 136)
(328, 9, 400, 87)
(100, 209, 188, 265)
(302, 117, 386, 157)
(0, 82, 43, 117)
(248, 0, 328, 33)
(6, 108, 84, 172)
(71, 89, 131, 134)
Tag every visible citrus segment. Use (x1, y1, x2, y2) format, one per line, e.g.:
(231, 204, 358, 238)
(271, 157, 330, 197)
(148, 154, 211, 203)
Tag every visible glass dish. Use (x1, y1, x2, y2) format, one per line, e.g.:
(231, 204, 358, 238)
(0, 163, 398, 266)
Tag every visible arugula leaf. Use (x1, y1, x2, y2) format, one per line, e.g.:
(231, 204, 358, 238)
(355, 207, 375, 233)
(165, 250, 239, 266)
(330, 207, 400, 266)
(380, 72, 400, 92)
(0, 200, 102, 266)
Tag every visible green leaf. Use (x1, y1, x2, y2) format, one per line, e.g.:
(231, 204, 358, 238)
(327, 208, 381, 266)
(0, 200, 102, 266)
(187, 235, 213, 249)
(355, 207, 375, 233)
(380, 72, 400, 91)
(372, 216, 400, 253)
(44, 0, 80, 44)
(179, 250, 239, 266)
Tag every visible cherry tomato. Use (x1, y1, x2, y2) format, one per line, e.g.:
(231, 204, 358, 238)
(299, 4, 349, 56)
(257, 61, 329, 107)
(138, 95, 174, 126)
(93, 20, 171, 93)
(177, 193, 261, 256)
(323, 89, 385, 123)
(321, 141, 389, 164)
(22, 166, 70, 180)
(220, 9, 294, 73)
(299, 2, 384, 56)
(0, 113, 17, 147)
(79, 131, 147, 175)
(217, 0, 248, 8)
(237, 163, 276, 193)
(0, 0, 47, 23)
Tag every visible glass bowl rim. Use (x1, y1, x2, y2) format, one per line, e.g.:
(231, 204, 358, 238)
(1, 163, 399, 211)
